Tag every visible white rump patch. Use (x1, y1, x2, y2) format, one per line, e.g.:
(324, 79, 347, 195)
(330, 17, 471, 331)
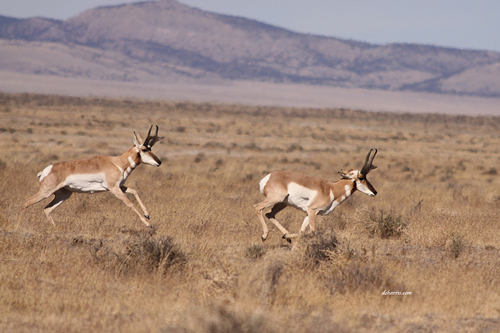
(37, 165, 53, 182)
(259, 174, 271, 194)
(64, 173, 108, 193)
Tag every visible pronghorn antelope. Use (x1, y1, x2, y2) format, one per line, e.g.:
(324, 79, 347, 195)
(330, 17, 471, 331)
(18, 125, 163, 231)
(254, 149, 378, 241)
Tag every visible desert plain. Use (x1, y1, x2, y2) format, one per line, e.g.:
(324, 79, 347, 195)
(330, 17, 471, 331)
(0, 93, 500, 332)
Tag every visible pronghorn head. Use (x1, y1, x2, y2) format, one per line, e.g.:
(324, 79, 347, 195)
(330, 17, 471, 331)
(339, 149, 378, 196)
(133, 125, 163, 167)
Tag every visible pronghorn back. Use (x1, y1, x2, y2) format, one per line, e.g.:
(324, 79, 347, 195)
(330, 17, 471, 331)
(260, 171, 331, 197)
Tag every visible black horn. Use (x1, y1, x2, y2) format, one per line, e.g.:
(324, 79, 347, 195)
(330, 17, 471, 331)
(143, 125, 162, 148)
(360, 149, 378, 176)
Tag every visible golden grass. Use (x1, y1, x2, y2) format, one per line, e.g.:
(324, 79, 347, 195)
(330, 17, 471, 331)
(1, 92, 500, 332)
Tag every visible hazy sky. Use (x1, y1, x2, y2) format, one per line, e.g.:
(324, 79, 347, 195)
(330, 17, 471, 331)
(1, 0, 499, 52)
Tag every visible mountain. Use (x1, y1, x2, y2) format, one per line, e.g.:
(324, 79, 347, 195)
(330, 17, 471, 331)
(1, 0, 500, 97)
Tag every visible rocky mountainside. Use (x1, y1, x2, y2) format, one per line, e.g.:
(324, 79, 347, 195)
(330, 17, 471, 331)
(1, 0, 500, 97)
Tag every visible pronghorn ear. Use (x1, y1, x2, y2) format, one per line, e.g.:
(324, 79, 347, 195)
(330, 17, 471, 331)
(133, 132, 143, 148)
(338, 169, 350, 179)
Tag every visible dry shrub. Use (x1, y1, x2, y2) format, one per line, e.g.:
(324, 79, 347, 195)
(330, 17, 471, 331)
(323, 260, 402, 295)
(295, 232, 339, 266)
(290, 233, 403, 296)
(93, 233, 186, 276)
(365, 209, 407, 239)
(245, 244, 266, 260)
(237, 250, 288, 306)
(170, 302, 271, 333)
(448, 234, 465, 259)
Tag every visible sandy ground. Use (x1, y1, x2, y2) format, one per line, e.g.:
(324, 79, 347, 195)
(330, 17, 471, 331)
(1, 71, 500, 116)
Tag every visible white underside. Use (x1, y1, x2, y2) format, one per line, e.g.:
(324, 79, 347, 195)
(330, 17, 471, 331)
(63, 173, 109, 193)
(286, 183, 319, 212)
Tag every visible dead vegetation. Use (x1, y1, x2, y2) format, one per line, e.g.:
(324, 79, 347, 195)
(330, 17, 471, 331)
(1, 93, 500, 332)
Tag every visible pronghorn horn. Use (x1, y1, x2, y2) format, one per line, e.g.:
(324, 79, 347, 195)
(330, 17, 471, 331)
(143, 125, 162, 148)
(360, 149, 378, 176)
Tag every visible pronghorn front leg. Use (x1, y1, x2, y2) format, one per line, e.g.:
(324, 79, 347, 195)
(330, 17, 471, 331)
(121, 186, 150, 219)
(299, 216, 310, 233)
(109, 186, 152, 227)
(306, 208, 318, 233)
(284, 210, 317, 240)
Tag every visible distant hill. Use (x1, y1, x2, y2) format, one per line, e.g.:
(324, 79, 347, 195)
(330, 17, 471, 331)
(1, 0, 500, 97)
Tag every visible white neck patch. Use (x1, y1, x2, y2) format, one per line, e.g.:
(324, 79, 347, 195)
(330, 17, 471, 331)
(128, 156, 137, 168)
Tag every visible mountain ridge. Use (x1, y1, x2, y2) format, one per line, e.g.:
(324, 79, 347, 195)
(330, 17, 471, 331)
(1, 0, 500, 97)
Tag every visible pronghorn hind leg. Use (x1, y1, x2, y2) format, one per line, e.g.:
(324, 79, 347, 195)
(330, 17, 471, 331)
(109, 186, 152, 228)
(254, 194, 289, 241)
(254, 201, 271, 241)
(16, 187, 58, 229)
(265, 202, 291, 239)
(43, 188, 72, 226)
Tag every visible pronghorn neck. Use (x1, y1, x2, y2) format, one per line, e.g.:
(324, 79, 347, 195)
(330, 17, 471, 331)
(115, 147, 141, 180)
(123, 146, 142, 167)
(332, 178, 357, 201)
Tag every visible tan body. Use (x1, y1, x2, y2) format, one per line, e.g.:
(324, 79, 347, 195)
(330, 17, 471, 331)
(18, 126, 162, 231)
(254, 149, 378, 241)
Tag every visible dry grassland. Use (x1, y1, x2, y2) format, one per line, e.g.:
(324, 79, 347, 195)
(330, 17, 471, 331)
(1, 93, 500, 332)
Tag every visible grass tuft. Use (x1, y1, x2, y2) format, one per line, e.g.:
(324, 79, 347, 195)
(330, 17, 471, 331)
(365, 209, 407, 239)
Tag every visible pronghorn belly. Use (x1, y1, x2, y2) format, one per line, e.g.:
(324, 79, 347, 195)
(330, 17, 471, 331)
(63, 173, 108, 193)
(285, 183, 318, 212)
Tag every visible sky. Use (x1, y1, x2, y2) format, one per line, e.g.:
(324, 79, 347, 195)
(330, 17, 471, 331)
(0, 0, 499, 52)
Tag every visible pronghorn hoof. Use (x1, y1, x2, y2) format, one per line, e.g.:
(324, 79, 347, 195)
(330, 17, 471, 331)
(144, 214, 150, 219)
(261, 235, 268, 242)
(282, 234, 292, 244)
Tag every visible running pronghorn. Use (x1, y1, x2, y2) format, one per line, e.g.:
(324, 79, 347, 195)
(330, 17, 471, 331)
(18, 125, 163, 232)
(254, 149, 378, 241)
